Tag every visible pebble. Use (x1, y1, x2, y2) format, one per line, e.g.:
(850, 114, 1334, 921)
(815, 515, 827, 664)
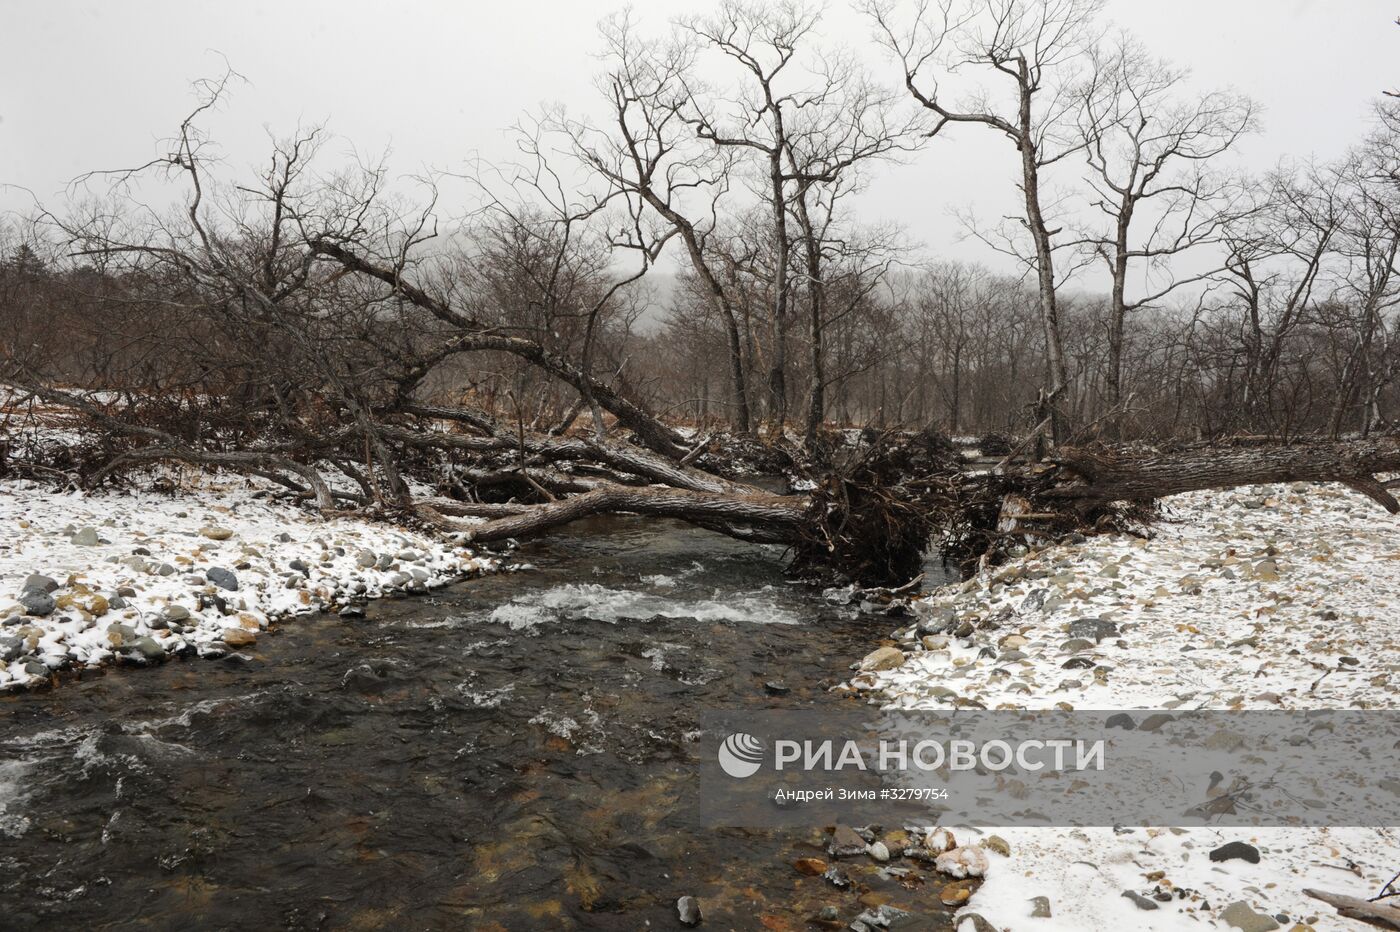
(124, 636, 167, 662)
(1121, 890, 1159, 910)
(206, 567, 239, 591)
(676, 895, 702, 927)
(221, 628, 256, 648)
(200, 527, 235, 541)
(860, 646, 904, 672)
(1210, 841, 1261, 864)
(19, 591, 55, 616)
(1220, 901, 1281, 931)
(936, 845, 988, 878)
(20, 574, 58, 595)
(1029, 895, 1051, 918)
(71, 527, 100, 546)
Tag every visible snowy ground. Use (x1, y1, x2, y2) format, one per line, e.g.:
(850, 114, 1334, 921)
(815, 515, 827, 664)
(0, 475, 496, 691)
(851, 483, 1400, 931)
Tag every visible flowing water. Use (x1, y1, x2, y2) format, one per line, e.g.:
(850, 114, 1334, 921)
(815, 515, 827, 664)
(0, 518, 961, 930)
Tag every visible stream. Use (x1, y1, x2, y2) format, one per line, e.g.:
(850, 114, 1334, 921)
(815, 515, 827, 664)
(0, 517, 961, 930)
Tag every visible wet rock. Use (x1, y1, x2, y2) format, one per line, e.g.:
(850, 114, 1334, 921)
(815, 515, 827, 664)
(1139, 713, 1176, 732)
(676, 895, 702, 927)
(71, 527, 100, 546)
(867, 841, 890, 862)
(1121, 890, 1159, 910)
(200, 526, 234, 541)
(1220, 901, 1280, 931)
(1105, 712, 1136, 730)
(1210, 841, 1261, 864)
(20, 574, 58, 595)
(830, 824, 868, 857)
(860, 646, 904, 672)
(793, 857, 828, 875)
(124, 636, 167, 662)
(853, 904, 913, 929)
(221, 628, 256, 648)
(206, 567, 239, 591)
(822, 865, 851, 888)
(940, 881, 973, 906)
(763, 680, 790, 695)
(339, 604, 367, 619)
(19, 591, 55, 616)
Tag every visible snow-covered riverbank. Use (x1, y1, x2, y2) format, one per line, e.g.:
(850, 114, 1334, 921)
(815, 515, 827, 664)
(0, 477, 497, 691)
(851, 483, 1400, 930)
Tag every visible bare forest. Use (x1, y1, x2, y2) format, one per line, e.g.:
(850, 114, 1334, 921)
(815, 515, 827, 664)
(4, 1, 1400, 582)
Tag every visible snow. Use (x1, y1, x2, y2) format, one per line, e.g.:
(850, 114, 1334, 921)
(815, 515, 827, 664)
(0, 476, 496, 690)
(852, 483, 1400, 930)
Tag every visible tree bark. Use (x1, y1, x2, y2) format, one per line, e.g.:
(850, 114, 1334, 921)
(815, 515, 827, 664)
(1047, 438, 1400, 512)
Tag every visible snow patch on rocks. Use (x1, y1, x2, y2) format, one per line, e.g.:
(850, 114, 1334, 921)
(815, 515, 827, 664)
(0, 478, 496, 690)
(848, 484, 1400, 930)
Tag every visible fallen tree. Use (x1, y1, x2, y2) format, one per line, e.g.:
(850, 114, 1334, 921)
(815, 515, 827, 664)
(12, 378, 1400, 586)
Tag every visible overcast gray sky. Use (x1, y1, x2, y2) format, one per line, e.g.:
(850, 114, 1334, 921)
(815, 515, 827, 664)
(2, 0, 1397, 272)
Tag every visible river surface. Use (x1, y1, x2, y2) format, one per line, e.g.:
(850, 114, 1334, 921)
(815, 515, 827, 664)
(0, 518, 961, 930)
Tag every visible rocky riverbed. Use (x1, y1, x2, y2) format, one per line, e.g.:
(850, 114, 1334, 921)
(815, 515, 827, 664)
(0, 477, 497, 690)
(850, 483, 1400, 930)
